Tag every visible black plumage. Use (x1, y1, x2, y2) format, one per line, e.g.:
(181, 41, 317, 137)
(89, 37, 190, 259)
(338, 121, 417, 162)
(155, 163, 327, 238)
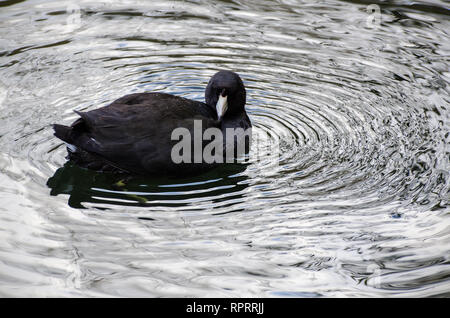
(53, 70, 251, 175)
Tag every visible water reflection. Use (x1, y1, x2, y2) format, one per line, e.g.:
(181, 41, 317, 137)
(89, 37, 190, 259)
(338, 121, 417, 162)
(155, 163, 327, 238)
(0, 0, 448, 297)
(47, 161, 249, 210)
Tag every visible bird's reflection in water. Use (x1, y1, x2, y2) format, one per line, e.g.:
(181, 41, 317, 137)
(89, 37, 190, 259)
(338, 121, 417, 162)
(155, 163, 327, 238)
(47, 162, 249, 210)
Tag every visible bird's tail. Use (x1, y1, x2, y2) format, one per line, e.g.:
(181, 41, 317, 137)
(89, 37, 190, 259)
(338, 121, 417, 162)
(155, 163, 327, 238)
(53, 124, 73, 144)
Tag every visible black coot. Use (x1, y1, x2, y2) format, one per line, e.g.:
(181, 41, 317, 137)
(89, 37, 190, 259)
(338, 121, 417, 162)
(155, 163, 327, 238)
(53, 70, 252, 175)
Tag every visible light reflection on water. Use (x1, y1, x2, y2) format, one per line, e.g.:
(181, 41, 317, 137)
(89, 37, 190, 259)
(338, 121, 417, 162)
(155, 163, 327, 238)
(0, 0, 449, 297)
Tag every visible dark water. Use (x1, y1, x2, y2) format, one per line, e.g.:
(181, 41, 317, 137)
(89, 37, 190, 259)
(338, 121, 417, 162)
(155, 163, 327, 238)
(0, 0, 449, 297)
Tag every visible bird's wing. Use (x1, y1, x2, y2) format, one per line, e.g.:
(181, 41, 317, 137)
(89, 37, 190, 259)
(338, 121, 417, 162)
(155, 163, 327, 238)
(70, 93, 219, 174)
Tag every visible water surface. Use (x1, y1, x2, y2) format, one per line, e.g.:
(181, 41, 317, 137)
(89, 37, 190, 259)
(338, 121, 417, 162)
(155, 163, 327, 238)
(0, 0, 449, 297)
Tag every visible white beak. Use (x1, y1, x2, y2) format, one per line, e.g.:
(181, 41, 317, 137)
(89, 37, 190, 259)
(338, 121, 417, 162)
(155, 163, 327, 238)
(216, 94, 228, 121)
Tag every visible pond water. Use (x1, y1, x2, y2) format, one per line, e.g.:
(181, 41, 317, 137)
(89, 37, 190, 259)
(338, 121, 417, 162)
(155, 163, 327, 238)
(0, 0, 449, 297)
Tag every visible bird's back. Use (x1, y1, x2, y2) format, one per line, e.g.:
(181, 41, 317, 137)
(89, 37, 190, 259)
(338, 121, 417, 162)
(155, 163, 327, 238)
(54, 92, 219, 175)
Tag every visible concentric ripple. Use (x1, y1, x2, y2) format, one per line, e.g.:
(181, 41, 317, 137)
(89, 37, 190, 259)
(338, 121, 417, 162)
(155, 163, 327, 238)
(0, 0, 449, 297)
